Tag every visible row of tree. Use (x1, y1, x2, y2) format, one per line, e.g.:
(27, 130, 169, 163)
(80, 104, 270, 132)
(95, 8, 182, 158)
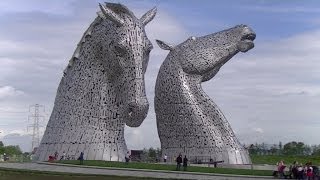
(138, 141, 320, 162)
(247, 141, 320, 156)
(141, 147, 162, 162)
(2, 140, 320, 159)
(0, 141, 23, 156)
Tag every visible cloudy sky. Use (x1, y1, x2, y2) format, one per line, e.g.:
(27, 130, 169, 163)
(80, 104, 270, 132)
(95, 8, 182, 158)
(1, 0, 320, 152)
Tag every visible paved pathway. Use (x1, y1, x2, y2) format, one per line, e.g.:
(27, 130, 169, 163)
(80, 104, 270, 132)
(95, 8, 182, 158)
(0, 162, 273, 180)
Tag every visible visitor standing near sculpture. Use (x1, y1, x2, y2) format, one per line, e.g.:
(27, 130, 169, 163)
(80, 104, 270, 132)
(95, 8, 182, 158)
(183, 155, 188, 171)
(163, 154, 167, 163)
(176, 154, 182, 171)
(155, 25, 256, 164)
(35, 2, 157, 162)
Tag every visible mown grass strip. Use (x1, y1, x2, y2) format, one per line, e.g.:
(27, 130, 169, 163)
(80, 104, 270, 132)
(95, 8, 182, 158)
(0, 167, 165, 180)
(58, 160, 273, 176)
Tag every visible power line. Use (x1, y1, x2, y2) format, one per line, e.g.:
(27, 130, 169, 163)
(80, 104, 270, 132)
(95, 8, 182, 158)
(27, 104, 45, 152)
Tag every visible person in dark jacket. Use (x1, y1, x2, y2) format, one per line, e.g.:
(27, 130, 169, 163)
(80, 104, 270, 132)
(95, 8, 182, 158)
(176, 154, 182, 170)
(78, 152, 84, 165)
(183, 155, 188, 171)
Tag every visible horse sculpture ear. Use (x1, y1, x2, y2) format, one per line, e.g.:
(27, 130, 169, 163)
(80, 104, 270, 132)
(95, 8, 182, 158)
(98, 3, 124, 26)
(140, 7, 157, 26)
(156, 39, 174, 51)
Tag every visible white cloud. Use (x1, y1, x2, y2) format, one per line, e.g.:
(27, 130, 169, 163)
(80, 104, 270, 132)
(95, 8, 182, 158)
(253, 127, 264, 134)
(0, 86, 24, 99)
(0, 0, 75, 15)
(0, 127, 47, 152)
(8, 129, 28, 136)
(241, 5, 320, 13)
(0, 40, 48, 54)
(1, 133, 32, 152)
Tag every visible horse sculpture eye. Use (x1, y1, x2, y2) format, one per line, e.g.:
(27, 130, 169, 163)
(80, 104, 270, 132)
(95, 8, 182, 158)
(142, 47, 151, 72)
(114, 45, 127, 57)
(145, 47, 151, 55)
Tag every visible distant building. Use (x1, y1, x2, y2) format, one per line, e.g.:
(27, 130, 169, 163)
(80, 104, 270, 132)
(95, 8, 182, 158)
(130, 150, 144, 162)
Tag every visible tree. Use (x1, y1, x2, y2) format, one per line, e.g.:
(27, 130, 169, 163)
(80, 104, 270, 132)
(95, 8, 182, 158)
(278, 141, 283, 155)
(279, 141, 282, 149)
(304, 145, 312, 155)
(311, 145, 320, 156)
(148, 147, 156, 161)
(3, 145, 22, 156)
(261, 143, 267, 155)
(270, 144, 278, 155)
(140, 148, 149, 162)
(248, 144, 257, 155)
(283, 141, 307, 155)
(0, 141, 5, 155)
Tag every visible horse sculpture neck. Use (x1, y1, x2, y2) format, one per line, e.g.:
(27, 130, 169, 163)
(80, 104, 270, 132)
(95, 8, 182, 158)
(37, 17, 127, 162)
(155, 52, 250, 164)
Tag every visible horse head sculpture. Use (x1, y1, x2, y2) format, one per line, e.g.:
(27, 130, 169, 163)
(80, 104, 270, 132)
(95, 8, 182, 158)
(155, 25, 256, 164)
(36, 3, 156, 161)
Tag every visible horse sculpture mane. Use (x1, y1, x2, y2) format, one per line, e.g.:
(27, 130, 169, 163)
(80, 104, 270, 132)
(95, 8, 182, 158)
(155, 25, 256, 164)
(35, 3, 156, 162)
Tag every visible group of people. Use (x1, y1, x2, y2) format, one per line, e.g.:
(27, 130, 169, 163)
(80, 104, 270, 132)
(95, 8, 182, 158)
(48, 151, 66, 161)
(274, 160, 319, 179)
(48, 151, 84, 165)
(175, 154, 188, 171)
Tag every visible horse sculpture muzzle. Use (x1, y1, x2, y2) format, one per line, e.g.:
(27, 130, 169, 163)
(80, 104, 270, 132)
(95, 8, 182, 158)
(126, 98, 149, 127)
(119, 61, 149, 127)
(237, 25, 256, 52)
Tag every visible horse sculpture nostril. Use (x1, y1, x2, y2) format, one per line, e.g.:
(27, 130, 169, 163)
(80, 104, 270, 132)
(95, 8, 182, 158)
(125, 100, 149, 127)
(128, 107, 133, 117)
(128, 102, 137, 109)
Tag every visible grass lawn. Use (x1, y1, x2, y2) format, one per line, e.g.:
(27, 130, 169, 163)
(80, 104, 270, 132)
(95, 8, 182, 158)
(251, 155, 320, 166)
(0, 167, 165, 180)
(58, 160, 273, 176)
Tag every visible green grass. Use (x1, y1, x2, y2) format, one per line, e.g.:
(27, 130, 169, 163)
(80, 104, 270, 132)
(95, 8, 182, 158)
(58, 160, 273, 176)
(0, 167, 165, 180)
(251, 155, 320, 166)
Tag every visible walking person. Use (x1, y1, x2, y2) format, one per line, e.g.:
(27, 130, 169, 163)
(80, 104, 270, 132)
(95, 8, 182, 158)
(305, 162, 314, 180)
(125, 151, 130, 164)
(176, 154, 182, 171)
(297, 163, 304, 180)
(3, 153, 7, 161)
(60, 151, 66, 160)
(78, 152, 84, 165)
(54, 151, 59, 160)
(277, 160, 286, 178)
(183, 155, 188, 171)
(163, 154, 167, 163)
